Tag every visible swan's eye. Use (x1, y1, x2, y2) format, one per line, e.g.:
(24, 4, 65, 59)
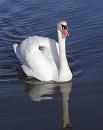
(62, 25, 68, 30)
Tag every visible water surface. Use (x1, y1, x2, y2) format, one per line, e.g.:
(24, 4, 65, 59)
(0, 0, 103, 130)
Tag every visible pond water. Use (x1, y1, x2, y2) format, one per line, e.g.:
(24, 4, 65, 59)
(0, 0, 103, 130)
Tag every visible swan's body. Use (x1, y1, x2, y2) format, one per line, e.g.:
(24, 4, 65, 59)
(13, 21, 72, 82)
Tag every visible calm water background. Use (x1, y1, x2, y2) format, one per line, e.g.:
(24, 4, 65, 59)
(0, 0, 103, 130)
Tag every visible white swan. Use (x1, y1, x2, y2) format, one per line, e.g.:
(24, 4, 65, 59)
(13, 20, 72, 82)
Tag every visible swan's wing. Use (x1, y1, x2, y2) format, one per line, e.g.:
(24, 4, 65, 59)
(13, 36, 59, 81)
(38, 36, 60, 70)
(48, 38, 60, 70)
(13, 42, 34, 76)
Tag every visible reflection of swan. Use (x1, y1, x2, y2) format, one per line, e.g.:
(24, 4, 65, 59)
(60, 82, 72, 128)
(13, 20, 72, 82)
(25, 81, 57, 101)
(25, 80, 72, 129)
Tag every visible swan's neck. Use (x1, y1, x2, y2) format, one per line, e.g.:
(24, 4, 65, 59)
(57, 30, 72, 82)
(58, 30, 66, 56)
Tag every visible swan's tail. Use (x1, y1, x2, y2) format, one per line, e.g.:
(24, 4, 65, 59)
(13, 43, 21, 60)
(13, 43, 24, 64)
(13, 43, 18, 54)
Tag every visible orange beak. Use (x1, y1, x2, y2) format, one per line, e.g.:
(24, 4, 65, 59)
(63, 28, 69, 36)
(62, 24, 69, 36)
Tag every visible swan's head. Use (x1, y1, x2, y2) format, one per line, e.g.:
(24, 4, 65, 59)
(57, 20, 69, 37)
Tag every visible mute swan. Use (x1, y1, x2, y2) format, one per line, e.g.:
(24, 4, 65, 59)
(13, 20, 72, 82)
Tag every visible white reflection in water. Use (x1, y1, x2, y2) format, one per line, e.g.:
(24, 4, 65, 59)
(25, 80, 72, 129)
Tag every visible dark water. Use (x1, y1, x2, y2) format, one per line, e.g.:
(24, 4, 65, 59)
(0, 0, 103, 130)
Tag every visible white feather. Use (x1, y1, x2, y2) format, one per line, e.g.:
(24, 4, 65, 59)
(13, 36, 59, 81)
(13, 21, 72, 82)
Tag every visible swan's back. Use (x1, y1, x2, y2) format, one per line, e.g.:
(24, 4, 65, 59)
(13, 36, 60, 81)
